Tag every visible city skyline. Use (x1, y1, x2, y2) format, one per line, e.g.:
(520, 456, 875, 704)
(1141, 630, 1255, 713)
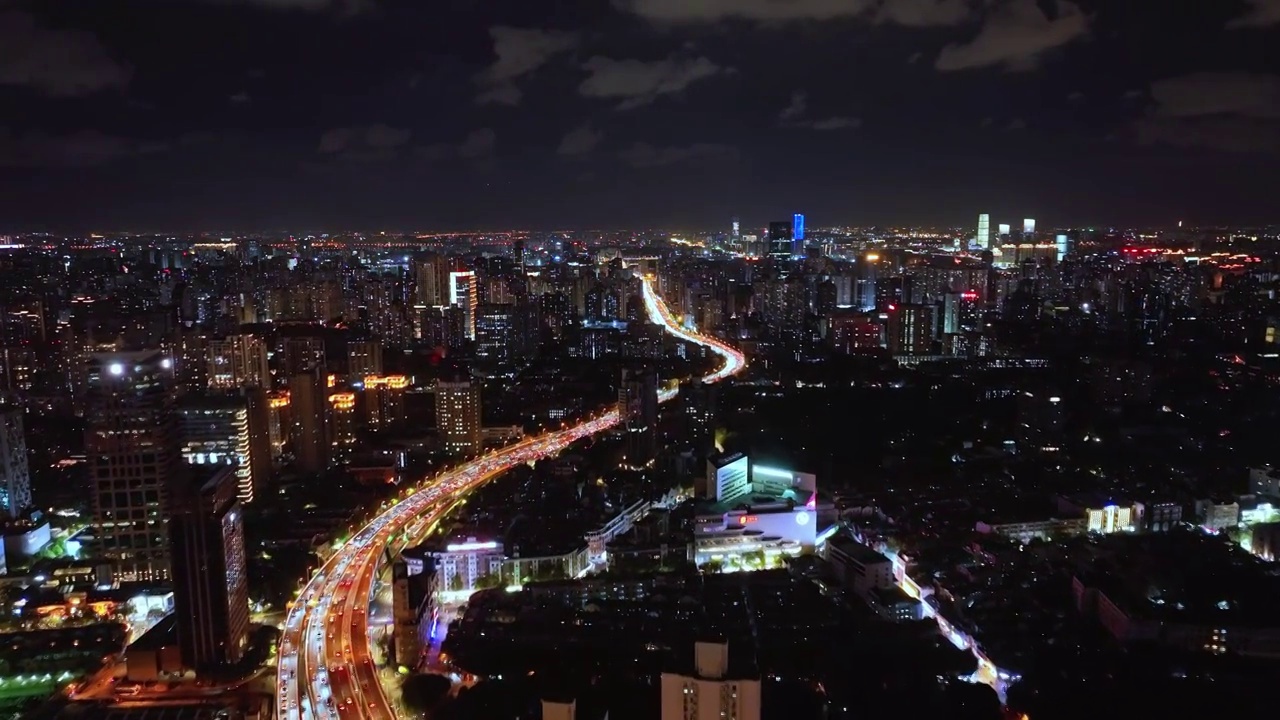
(0, 1, 1278, 229)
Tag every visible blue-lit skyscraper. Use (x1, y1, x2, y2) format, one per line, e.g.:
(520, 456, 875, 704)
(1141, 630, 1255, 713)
(793, 214, 805, 242)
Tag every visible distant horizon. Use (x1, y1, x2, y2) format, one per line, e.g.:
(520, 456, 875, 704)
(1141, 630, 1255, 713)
(3, 219, 1274, 238)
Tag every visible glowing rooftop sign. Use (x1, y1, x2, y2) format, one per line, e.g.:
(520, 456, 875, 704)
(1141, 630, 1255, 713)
(446, 541, 499, 552)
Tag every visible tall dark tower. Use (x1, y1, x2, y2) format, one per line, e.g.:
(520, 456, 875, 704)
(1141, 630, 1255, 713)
(169, 465, 249, 673)
(618, 368, 659, 466)
(767, 221, 794, 260)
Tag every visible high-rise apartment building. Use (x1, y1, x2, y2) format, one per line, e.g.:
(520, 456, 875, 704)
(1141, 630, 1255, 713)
(169, 465, 249, 673)
(619, 368, 659, 466)
(0, 405, 31, 518)
(347, 339, 383, 377)
(414, 255, 453, 307)
(435, 379, 481, 456)
(363, 375, 408, 431)
(885, 304, 935, 356)
(450, 271, 478, 341)
(328, 392, 356, 452)
(289, 371, 328, 472)
(206, 335, 270, 390)
(977, 213, 991, 250)
(177, 395, 256, 504)
(86, 350, 180, 582)
(660, 641, 760, 720)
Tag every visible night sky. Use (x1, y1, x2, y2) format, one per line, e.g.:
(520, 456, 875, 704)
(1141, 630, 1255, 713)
(1, 0, 1277, 231)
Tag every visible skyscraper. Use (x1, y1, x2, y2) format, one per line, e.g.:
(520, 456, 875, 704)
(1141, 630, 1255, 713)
(206, 334, 269, 390)
(435, 379, 481, 456)
(0, 405, 31, 518)
(1024, 218, 1036, 236)
(169, 465, 249, 673)
(288, 370, 328, 473)
(449, 271, 478, 341)
(1055, 233, 1070, 262)
(767, 221, 793, 259)
(976, 213, 990, 250)
(86, 350, 180, 582)
(414, 255, 453, 307)
(792, 213, 805, 242)
(178, 395, 256, 504)
(731, 216, 740, 243)
(618, 368, 659, 466)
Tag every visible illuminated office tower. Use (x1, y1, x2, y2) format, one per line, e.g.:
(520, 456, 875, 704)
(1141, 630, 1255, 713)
(0, 405, 31, 518)
(169, 465, 249, 673)
(1055, 234, 1070, 262)
(86, 350, 180, 582)
(435, 379, 481, 456)
(347, 339, 383, 377)
(206, 334, 269, 390)
(976, 213, 990, 250)
(793, 213, 806, 242)
(328, 392, 356, 452)
(998, 223, 1011, 239)
(731, 216, 740, 243)
(1023, 218, 1036, 236)
(449, 271, 478, 341)
(177, 395, 256, 504)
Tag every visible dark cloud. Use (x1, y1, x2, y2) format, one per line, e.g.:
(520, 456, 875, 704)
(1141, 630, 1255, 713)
(579, 55, 725, 110)
(317, 124, 411, 161)
(779, 91, 808, 122)
(557, 123, 603, 156)
(618, 142, 737, 168)
(1227, 0, 1280, 28)
(778, 91, 860, 130)
(416, 130, 497, 162)
(0, 10, 131, 96)
(1134, 73, 1280, 154)
(203, 0, 370, 12)
(874, 0, 973, 27)
(0, 128, 164, 168)
(803, 116, 860, 130)
(230, 92, 251, 103)
(457, 128, 497, 159)
(618, 0, 975, 25)
(475, 27, 577, 106)
(935, 0, 1087, 72)
(1134, 116, 1280, 154)
(1148, 73, 1280, 119)
(618, 0, 875, 23)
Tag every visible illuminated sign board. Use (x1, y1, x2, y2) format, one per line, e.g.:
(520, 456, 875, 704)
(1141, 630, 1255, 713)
(446, 541, 499, 552)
